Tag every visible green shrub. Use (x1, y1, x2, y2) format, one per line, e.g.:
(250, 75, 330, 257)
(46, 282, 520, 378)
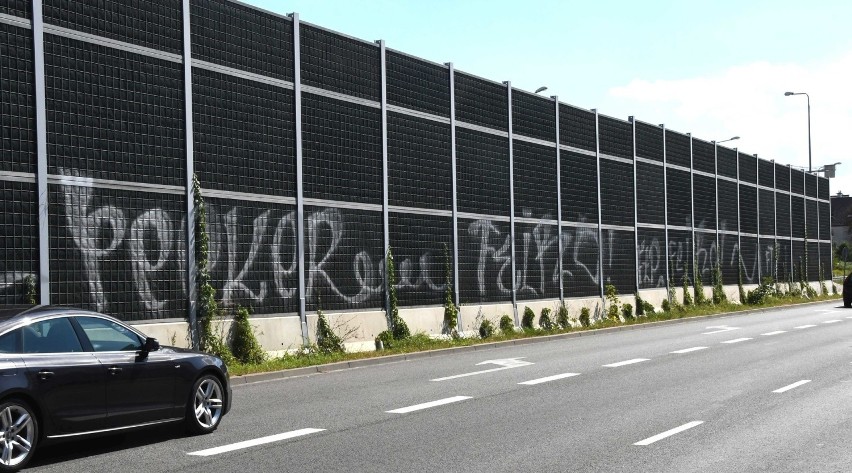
(479, 319, 495, 339)
(23, 275, 36, 305)
(375, 330, 394, 349)
(693, 263, 706, 305)
(442, 244, 458, 334)
(712, 262, 727, 304)
(538, 308, 553, 330)
(682, 272, 693, 306)
(579, 307, 591, 327)
(556, 304, 570, 329)
(635, 293, 644, 316)
(231, 306, 266, 364)
(521, 307, 535, 330)
(604, 284, 620, 321)
(621, 303, 634, 320)
(661, 299, 671, 312)
(642, 300, 655, 315)
(499, 315, 515, 334)
(315, 307, 344, 355)
(738, 253, 746, 304)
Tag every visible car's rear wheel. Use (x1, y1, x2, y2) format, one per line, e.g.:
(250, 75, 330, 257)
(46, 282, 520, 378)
(186, 375, 224, 435)
(0, 399, 38, 472)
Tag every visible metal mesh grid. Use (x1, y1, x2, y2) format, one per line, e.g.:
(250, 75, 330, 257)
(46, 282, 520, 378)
(820, 242, 832, 282)
(806, 241, 819, 281)
(304, 206, 383, 311)
(0, 22, 35, 174)
(819, 202, 830, 241)
(561, 151, 598, 224)
(775, 163, 790, 191)
(692, 140, 715, 174)
(792, 240, 804, 283)
(45, 36, 185, 186)
(386, 51, 449, 118)
(602, 229, 635, 294)
(666, 167, 692, 227)
(668, 229, 693, 285)
(388, 112, 452, 211)
(600, 159, 634, 226)
(758, 159, 774, 188)
(776, 239, 791, 282)
(44, 0, 182, 54)
(0, 181, 37, 305)
(739, 185, 758, 234)
(0, 0, 30, 19)
(459, 217, 512, 304)
(636, 161, 665, 225)
(758, 189, 775, 236)
(718, 232, 739, 285)
(791, 196, 805, 238)
(302, 94, 382, 205)
(598, 115, 633, 159)
(775, 193, 791, 237)
(301, 24, 379, 101)
(806, 199, 818, 240)
(740, 236, 759, 284)
(738, 153, 757, 184)
(637, 227, 665, 289)
(694, 229, 716, 285)
(454, 71, 507, 132)
(203, 198, 298, 316)
(791, 168, 805, 195)
(48, 184, 185, 320)
(190, 0, 294, 82)
(192, 67, 295, 196)
(818, 176, 830, 201)
(635, 122, 663, 162)
(389, 213, 451, 307)
(513, 140, 557, 219)
(717, 180, 739, 234)
(805, 173, 818, 199)
(512, 90, 555, 142)
(456, 128, 509, 216)
(559, 104, 595, 152)
(665, 130, 690, 168)
(561, 226, 600, 297)
(693, 173, 716, 230)
(515, 222, 559, 301)
(716, 147, 737, 179)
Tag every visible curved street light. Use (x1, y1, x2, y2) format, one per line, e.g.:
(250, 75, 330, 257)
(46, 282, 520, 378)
(534, 86, 548, 94)
(784, 91, 812, 172)
(714, 136, 740, 144)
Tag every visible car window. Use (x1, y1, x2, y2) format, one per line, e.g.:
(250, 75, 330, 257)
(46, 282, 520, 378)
(0, 330, 19, 354)
(21, 318, 83, 354)
(77, 317, 143, 352)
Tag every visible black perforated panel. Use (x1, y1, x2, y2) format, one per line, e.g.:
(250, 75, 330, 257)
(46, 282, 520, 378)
(740, 236, 759, 284)
(717, 147, 737, 179)
(818, 176, 830, 201)
(693, 173, 716, 230)
(45, 36, 185, 186)
(388, 112, 452, 211)
(666, 168, 692, 227)
(513, 140, 557, 219)
(718, 180, 738, 234)
(0, 22, 34, 174)
(301, 24, 379, 101)
(774, 164, 790, 191)
(515, 222, 559, 301)
(820, 242, 832, 282)
(600, 159, 634, 226)
(387, 51, 449, 118)
(192, 67, 295, 196)
(694, 229, 717, 284)
(559, 105, 596, 152)
(0, 0, 30, 19)
(389, 213, 451, 307)
(49, 185, 185, 320)
(459, 217, 512, 304)
(454, 71, 507, 132)
(636, 161, 664, 225)
(739, 185, 757, 234)
(791, 168, 805, 195)
(602, 229, 635, 294)
(805, 173, 818, 199)
(819, 202, 830, 241)
(456, 128, 509, 216)
(0, 181, 37, 305)
(738, 153, 757, 184)
(665, 130, 690, 168)
(758, 159, 774, 188)
(776, 193, 791, 237)
(562, 226, 600, 297)
(561, 151, 598, 224)
(758, 189, 775, 236)
(719, 232, 739, 285)
(776, 239, 792, 282)
(667, 229, 693, 287)
(304, 206, 383, 311)
(692, 139, 715, 174)
(598, 115, 633, 159)
(791, 196, 805, 238)
(44, 0, 182, 54)
(635, 121, 663, 162)
(302, 95, 381, 204)
(792, 240, 805, 282)
(806, 199, 818, 240)
(807, 241, 819, 281)
(190, 0, 293, 82)
(637, 227, 665, 289)
(512, 90, 555, 142)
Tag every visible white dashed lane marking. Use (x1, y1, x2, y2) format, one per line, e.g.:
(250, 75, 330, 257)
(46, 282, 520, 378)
(773, 380, 811, 394)
(822, 320, 842, 324)
(761, 331, 787, 336)
(603, 358, 650, 368)
(518, 373, 581, 385)
(188, 428, 325, 456)
(670, 347, 708, 354)
(386, 396, 472, 414)
(721, 338, 753, 344)
(634, 421, 704, 446)
(794, 325, 817, 329)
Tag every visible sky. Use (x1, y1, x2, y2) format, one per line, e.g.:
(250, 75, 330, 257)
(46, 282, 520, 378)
(244, 0, 852, 194)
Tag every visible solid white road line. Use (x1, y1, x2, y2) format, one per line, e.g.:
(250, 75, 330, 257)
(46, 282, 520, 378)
(603, 358, 649, 368)
(188, 428, 325, 456)
(761, 331, 787, 336)
(721, 338, 753, 344)
(386, 396, 472, 414)
(773, 380, 811, 393)
(794, 325, 817, 329)
(634, 421, 704, 446)
(846, 316, 852, 319)
(670, 347, 708, 354)
(518, 373, 581, 385)
(702, 326, 739, 335)
(822, 320, 842, 324)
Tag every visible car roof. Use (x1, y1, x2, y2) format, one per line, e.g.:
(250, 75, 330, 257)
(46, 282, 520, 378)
(0, 305, 121, 333)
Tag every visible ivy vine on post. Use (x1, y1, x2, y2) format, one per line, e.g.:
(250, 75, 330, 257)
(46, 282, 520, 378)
(23, 275, 37, 305)
(386, 247, 410, 340)
(442, 243, 459, 337)
(737, 249, 746, 304)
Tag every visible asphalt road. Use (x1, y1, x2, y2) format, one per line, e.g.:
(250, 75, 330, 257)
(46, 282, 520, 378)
(28, 301, 852, 472)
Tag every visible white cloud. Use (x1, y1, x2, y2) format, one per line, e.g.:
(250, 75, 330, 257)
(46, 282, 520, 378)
(608, 52, 852, 196)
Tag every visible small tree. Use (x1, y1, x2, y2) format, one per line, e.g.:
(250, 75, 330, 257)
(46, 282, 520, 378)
(604, 284, 620, 322)
(712, 261, 726, 304)
(316, 296, 344, 354)
(479, 319, 494, 338)
(499, 315, 515, 334)
(231, 306, 266, 364)
(621, 303, 634, 320)
(521, 306, 535, 330)
(386, 248, 410, 340)
(693, 242, 706, 305)
(579, 307, 591, 327)
(442, 244, 459, 336)
(556, 303, 570, 329)
(682, 272, 693, 306)
(539, 308, 553, 330)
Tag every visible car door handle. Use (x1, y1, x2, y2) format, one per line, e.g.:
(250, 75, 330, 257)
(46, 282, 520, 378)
(107, 367, 123, 375)
(37, 370, 54, 380)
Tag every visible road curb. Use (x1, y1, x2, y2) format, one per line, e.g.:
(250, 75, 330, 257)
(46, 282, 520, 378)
(232, 299, 841, 386)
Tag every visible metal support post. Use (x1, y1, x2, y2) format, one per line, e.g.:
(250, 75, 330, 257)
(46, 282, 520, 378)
(688, 133, 695, 285)
(505, 82, 518, 325)
(447, 63, 461, 326)
(630, 117, 639, 293)
(661, 124, 670, 299)
(181, 0, 197, 347)
(555, 98, 564, 302)
(378, 40, 391, 321)
(594, 110, 603, 299)
(291, 13, 309, 346)
(32, 0, 50, 305)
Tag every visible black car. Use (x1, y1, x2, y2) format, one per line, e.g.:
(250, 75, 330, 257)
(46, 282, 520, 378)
(0, 306, 231, 472)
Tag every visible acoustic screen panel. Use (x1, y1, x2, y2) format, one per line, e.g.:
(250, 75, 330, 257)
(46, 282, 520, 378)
(388, 112, 452, 211)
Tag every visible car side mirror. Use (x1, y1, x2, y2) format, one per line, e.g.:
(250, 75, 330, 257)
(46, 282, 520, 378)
(142, 337, 160, 353)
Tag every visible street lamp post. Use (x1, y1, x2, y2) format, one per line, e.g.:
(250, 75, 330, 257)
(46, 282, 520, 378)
(715, 136, 740, 144)
(784, 92, 811, 173)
